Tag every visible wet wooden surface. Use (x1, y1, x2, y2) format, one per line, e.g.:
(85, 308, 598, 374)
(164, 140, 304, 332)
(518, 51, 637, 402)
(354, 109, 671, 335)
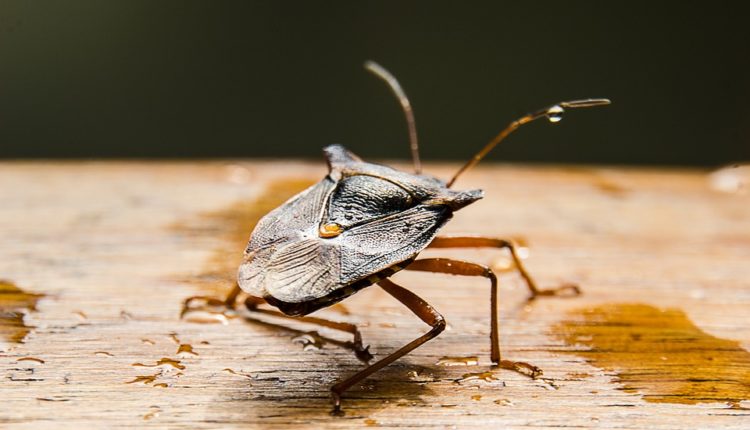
(1, 161, 749, 429)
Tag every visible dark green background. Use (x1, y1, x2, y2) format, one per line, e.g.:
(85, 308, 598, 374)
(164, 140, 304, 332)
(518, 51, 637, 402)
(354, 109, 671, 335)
(1, 1, 748, 165)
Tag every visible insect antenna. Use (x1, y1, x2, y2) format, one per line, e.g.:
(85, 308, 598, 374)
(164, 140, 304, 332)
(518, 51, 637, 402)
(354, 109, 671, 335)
(364, 60, 422, 174)
(446, 98, 611, 188)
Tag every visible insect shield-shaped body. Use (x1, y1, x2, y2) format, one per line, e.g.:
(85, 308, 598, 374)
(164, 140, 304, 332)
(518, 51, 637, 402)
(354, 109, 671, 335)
(238, 144, 482, 316)
(230, 61, 608, 414)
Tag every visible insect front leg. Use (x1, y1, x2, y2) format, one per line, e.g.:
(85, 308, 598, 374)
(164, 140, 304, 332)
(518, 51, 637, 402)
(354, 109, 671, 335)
(330, 278, 446, 416)
(405, 258, 542, 379)
(428, 236, 581, 300)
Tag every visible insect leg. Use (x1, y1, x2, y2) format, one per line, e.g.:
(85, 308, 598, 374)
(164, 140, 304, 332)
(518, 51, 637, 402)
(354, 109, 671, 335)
(405, 258, 541, 379)
(330, 278, 446, 415)
(243, 295, 373, 363)
(181, 285, 372, 362)
(428, 236, 581, 300)
(180, 283, 244, 318)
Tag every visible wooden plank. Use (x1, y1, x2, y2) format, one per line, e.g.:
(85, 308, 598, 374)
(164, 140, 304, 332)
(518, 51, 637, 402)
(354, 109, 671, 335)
(0, 161, 748, 429)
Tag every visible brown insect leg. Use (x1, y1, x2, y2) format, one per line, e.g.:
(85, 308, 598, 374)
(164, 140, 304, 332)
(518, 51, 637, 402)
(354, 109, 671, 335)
(181, 284, 372, 362)
(428, 236, 581, 300)
(243, 295, 373, 363)
(330, 278, 446, 415)
(180, 283, 243, 318)
(405, 258, 541, 379)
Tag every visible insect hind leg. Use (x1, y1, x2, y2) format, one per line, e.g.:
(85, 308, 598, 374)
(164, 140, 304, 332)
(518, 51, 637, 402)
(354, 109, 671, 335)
(331, 278, 446, 415)
(405, 258, 542, 379)
(428, 236, 581, 300)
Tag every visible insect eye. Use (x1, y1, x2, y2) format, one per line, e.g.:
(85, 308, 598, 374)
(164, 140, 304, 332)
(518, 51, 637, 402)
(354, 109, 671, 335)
(327, 176, 413, 227)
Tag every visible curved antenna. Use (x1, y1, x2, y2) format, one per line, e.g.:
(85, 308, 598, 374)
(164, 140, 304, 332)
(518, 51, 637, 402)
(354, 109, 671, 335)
(446, 98, 611, 188)
(364, 61, 422, 174)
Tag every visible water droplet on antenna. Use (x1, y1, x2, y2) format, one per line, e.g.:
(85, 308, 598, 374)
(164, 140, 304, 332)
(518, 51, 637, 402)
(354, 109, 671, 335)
(546, 105, 564, 123)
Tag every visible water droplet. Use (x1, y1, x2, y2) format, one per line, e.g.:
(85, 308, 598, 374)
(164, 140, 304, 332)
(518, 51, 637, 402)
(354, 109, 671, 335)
(436, 356, 479, 366)
(709, 164, 749, 194)
(223, 368, 253, 379)
(491, 255, 515, 272)
(0, 280, 45, 352)
(407, 369, 436, 382)
(143, 406, 161, 420)
(126, 374, 160, 385)
(177, 344, 198, 356)
(539, 378, 560, 390)
(132, 358, 186, 370)
(546, 105, 564, 123)
(456, 371, 498, 383)
(181, 296, 238, 324)
(182, 310, 229, 325)
(292, 331, 326, 351)
(225, 164, 253, 184)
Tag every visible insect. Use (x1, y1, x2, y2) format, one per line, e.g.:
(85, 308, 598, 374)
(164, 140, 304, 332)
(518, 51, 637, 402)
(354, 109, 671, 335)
(184, 61, 609, 414)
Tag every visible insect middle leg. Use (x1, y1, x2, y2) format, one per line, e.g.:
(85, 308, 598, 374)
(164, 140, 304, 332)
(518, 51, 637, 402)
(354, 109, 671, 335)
(242, 294, 373, 363)
(330, 277, 446, 415)
(428, 236, 581, 300)
(405, 258, 542, 378)
(182, 284, 372, 362)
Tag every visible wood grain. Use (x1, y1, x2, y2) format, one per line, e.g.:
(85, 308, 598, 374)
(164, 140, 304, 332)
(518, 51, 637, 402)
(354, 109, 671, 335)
(0, 161, 748, 429)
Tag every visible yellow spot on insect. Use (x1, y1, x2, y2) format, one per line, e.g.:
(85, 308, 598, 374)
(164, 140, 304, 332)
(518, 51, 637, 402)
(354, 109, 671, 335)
(319, 223, 343, 238)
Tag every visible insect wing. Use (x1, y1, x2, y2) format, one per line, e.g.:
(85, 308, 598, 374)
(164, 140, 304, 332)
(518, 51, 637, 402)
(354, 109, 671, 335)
(338, 205, 450, 283)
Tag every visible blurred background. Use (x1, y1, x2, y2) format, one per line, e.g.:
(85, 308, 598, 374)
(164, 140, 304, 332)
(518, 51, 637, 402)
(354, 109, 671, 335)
(1, 1, 748, 165)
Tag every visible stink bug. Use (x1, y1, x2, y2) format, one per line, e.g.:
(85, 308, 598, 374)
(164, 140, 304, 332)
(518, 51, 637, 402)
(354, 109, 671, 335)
(184, 61, 609, 414)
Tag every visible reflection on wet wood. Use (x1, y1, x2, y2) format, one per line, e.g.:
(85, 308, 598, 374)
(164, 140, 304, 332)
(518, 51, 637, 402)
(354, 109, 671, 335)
(170, 178, 315, 295)
(0, 162, 749, 428)
(0, 280, 44, 351)
(555, 304, 750, 406)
